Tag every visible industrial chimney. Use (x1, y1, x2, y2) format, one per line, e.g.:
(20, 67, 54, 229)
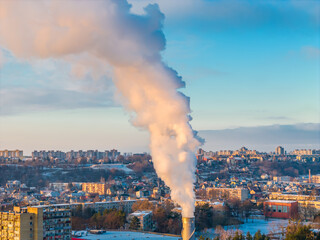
(182, 217, 195, 240)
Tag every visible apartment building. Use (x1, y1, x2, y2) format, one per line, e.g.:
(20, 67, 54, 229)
(82, 200, 137, 214)
(128, 210, 153, 231)
(269, 192, 319, 201)
(312, 175, 320, 184)
(26, 205, 71, 240)
(207, 187, 249, 201)
(0, 205, 71, 240)
(0, 209, 34, 240)
(0, 150, 23, 159)
(82, 182, 106, 195)
(275, 146, 285, 155)
(292, 149, 315, 156)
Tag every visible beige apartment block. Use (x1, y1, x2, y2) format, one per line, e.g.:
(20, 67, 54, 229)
(0, 210, 33, 240)
(0, 205, 71, 240)
(82, 182, 106, 195)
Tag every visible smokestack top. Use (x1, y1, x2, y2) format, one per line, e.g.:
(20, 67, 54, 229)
(182, 217, 195, 240)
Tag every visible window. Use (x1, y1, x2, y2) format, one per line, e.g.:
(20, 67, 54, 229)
(278, 206, 282, 212)
(272, 205, 277, 212)
(283, 206, 287, 213)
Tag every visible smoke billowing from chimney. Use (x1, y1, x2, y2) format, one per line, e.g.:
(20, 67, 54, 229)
(0, 0, 201, 217)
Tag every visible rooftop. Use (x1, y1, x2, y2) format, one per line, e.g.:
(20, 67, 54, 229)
(72, 231, 179, 240)
(265, 200, 297, 203)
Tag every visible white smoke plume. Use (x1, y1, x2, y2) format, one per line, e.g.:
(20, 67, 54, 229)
(0, 0, 201, 217)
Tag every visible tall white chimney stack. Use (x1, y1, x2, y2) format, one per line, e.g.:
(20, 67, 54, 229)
(182, 217, 195, 240)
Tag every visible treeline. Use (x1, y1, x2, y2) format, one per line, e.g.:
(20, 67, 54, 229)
(73, 208, 126, 230)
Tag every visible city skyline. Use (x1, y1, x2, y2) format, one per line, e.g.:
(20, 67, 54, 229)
(0, 1, 320, 239)
(0, 0, 319, 154)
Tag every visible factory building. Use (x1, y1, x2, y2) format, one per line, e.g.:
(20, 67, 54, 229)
(264, 200, 298, 219)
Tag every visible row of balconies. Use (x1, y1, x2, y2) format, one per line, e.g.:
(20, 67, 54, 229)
(44, 232, 71, 238)
(44, 218, 71, 224)
(43, 215, 71, 220)
(44, 223, 71, 229)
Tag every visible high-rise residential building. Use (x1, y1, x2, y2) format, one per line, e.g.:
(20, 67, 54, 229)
(0, 209, 34, 240)
(128, 210, 153, 231)
(312, 175, 320, 184)
(292, 149, 315, 156)
(82, 182, 106, 195)
(217, 150, 233, 156)
(0, 149, 23, 159)
(0, 205, 71, 240)
(275, 146, 285, 155)
(206, 187, 249, 201)
(32, 151, 66, 161)
(32, 149, 121, 161)
(27, 205, 71, 240)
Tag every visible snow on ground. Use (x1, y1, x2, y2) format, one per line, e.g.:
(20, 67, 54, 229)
(90, 164, 133, 173)
(224, 219, 289, 235)
(204, 219, 289, 236)
(73, 231, 180, 240)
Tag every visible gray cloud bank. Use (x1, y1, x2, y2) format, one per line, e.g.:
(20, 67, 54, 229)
(199, 123, 320, 152)
(0, 88, 116, 115)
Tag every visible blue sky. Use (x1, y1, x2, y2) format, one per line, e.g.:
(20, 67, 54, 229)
(0, 0, 319, 154)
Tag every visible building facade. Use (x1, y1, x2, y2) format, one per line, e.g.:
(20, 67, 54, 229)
(312, 175, 320, 184)
(82, 200, 136, 214)
(82, 183, 106, 195)
(264, 200, 298, 219)
(269, 192, 319, 201)
(0, 210, 33, 240)
(206, 187, 249, 201)
(0, 205, 71, 240)
(0, 150, 23, 159)
(128, 210, 153, 231)
(292, 149, 315, 156)
(275, 146, 285, 155)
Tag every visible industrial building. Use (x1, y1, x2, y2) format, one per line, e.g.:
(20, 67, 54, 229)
(264, 200, 298, 219)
